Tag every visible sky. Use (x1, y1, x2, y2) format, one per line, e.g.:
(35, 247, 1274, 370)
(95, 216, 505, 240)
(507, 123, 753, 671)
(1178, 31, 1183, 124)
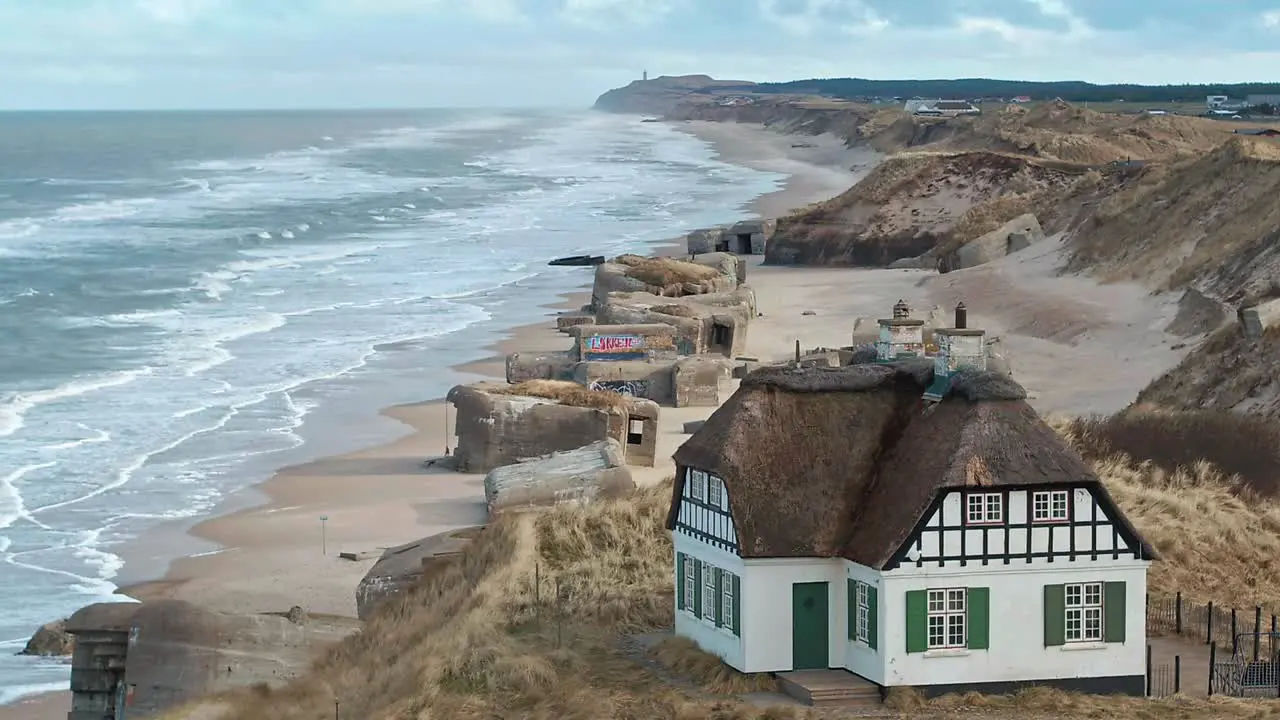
(3, 0, 1280, 110)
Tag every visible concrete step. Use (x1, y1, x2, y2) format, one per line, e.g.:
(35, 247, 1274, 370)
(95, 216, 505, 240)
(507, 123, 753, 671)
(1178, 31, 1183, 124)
(777, 670, 882, 708)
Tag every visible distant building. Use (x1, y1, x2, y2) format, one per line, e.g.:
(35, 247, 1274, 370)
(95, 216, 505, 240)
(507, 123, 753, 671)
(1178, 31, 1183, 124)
(1247, 94, 1280, 108)
(905, 99, 980, 117)
(1206, 95, 1229, 109)
(1011, 95, 1032, 104)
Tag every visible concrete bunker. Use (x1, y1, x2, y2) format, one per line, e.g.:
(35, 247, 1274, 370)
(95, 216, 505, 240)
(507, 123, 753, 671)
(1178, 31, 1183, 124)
(65, 600, 318, 720)
(445, 380, 660, 473)
(589, 252, 741, 310)
(596, 287, 755, 358)
(356, 526, 484, 621)
(483, 438, 634, 516)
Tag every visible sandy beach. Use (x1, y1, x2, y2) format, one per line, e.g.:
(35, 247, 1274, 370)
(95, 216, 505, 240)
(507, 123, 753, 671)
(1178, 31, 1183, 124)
(0, 120, 1198, 720)
(0, 120, 869, 720)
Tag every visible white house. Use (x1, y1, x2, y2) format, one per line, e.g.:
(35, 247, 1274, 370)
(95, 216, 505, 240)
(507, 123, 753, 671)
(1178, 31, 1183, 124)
(667, 305, 1157, 698)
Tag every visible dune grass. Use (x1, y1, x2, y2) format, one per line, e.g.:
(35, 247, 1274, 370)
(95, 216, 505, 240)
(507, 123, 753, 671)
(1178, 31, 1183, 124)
(168, 413, 1280, 720)
(489, 379, 631, 412)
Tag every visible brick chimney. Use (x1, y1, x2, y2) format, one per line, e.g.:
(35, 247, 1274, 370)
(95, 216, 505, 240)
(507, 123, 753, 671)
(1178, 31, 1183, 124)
(924, 302, 987, 401)
(875, 299, 926, 361)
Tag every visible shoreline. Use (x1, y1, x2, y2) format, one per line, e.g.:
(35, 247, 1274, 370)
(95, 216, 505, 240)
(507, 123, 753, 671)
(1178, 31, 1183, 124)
(0, 116, 1202, 719)
(0, 120, 869, 717)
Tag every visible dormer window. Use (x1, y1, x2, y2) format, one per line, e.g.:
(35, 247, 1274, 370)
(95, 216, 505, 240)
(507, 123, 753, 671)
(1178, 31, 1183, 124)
(688, 469, 708, 502)
(1032, 490, 1070, 523)
(965, 492, 1002, 525)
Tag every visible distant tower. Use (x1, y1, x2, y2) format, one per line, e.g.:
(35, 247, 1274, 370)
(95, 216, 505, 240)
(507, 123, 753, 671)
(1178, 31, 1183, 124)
(643, 70, 648, 81)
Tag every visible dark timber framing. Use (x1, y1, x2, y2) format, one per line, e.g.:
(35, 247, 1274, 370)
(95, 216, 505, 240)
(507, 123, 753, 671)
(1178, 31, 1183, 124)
(673, 465, 740, 554)
(883, 483, 1146, 571)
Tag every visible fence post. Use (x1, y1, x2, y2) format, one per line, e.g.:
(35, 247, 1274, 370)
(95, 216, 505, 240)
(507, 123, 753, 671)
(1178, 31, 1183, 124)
(1232, 608, 1239, 655)
(555, 576, 563, 649)
(1207, 601, 1214, 644)
(1175, 592, 1183, 635)
(1256, 606, 1263, 662)
(1146, 644, 1153, 696)
(1174, 655, 1181, 694)
(535, 563, 541, 623)
(1208, 642, 1216, 696)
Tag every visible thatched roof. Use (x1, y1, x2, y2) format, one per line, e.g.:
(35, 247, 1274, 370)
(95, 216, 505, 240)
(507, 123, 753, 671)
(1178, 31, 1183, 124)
(669, 360, 1156, 567)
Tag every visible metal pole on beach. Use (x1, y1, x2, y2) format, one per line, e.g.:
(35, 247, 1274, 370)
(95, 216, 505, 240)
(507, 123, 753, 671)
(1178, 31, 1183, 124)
(320, 515, 328, 556)
(444, 402, 451, 456)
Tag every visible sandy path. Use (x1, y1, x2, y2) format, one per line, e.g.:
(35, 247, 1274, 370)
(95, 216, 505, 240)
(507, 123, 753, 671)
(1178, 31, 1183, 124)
(742, 235, 1195, 417)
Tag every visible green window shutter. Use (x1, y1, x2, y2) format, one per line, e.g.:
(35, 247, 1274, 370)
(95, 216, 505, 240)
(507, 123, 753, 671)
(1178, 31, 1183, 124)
(714, 568, 724, 626)
(732, 573, 741, 636)
(847, 579, 855, 640)
(1044, 584, 1066, 647)
(867, 585, 879, 651)
(905, 590, 927, 653)
(1104, 581, 1127, 643)
(676, 553, 685, 611)
(966, 587, 990, 650)
(693, 560, 703, 617)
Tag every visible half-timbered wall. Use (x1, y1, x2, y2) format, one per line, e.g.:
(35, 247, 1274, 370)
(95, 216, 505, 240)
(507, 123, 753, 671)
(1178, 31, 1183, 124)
(673, 467, 739, 554)
(888, 486, 1146, 571)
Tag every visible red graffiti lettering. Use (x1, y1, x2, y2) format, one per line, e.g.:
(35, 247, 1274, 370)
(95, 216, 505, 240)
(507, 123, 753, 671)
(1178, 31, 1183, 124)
(587, 335, 641, 352)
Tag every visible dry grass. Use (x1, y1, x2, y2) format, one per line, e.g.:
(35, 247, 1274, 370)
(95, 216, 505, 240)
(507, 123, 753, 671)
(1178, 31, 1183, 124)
(1054, 415, 1280, 610)
(1068, 137, 1280, 296)
(489, 379, 630, 412)
(182, 414, 1280, 720)
(614, 254, 721, 287)
(648, 636, 778, 694)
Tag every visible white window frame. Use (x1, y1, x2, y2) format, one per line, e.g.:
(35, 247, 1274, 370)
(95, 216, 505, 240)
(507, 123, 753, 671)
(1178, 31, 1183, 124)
(702, 564, 718, 622)
(1065, 582, 1104, 642)
(721, 571, 734, 630)
(855, 582, 870, 643)
(1031, 490, 1070, 523)
(965, 492, 1003, 525)
(926, 588, 967, 649)
(708, 475, 723, 510)
(683, 557, 697, 613)
(688, 469, 708, 502)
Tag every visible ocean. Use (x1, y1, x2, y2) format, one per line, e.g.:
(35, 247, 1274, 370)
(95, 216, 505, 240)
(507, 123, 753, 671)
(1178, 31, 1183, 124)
(0, 108, 784, 703)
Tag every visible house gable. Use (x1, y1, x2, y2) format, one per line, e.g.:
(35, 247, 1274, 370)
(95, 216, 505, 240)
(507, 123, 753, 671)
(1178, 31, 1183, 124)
(883, 483, 1155, 571)
(670, 465, 740, 555)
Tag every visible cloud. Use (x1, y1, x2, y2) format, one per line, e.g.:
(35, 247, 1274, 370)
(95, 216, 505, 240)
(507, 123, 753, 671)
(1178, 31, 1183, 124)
(560, 0, 678, 28)
(757, 0, 889, 36)
(134, 0, 220, 24)
(4, 0, 1280, 109)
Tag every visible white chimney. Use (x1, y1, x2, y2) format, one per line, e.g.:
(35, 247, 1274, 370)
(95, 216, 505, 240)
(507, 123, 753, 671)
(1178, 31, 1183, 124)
(925, 302, 987, 400)
(875, 299, 926, 361)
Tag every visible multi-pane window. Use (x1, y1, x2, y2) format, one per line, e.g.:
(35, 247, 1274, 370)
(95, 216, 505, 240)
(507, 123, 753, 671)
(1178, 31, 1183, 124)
(683, 557, 696, 611)
(1065, 582, 1104, 642)
(702, 564, 717, 621)
(965, 493, 1002, 524)
(722, 570, 734, 625)
(855, 582, 870, 643)
(688, 469, 707, 502)
(708, 475, 723, 509)
(1032, 490, 1070, 522)
(926, 589, 967, 649)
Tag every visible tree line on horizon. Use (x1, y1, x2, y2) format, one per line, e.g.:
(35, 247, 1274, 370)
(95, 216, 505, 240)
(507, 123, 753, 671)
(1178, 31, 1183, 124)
(709, 77, 1280, 103)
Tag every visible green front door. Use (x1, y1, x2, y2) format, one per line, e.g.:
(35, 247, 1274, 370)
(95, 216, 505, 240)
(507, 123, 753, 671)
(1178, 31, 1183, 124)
(791, 582, 830, 670)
